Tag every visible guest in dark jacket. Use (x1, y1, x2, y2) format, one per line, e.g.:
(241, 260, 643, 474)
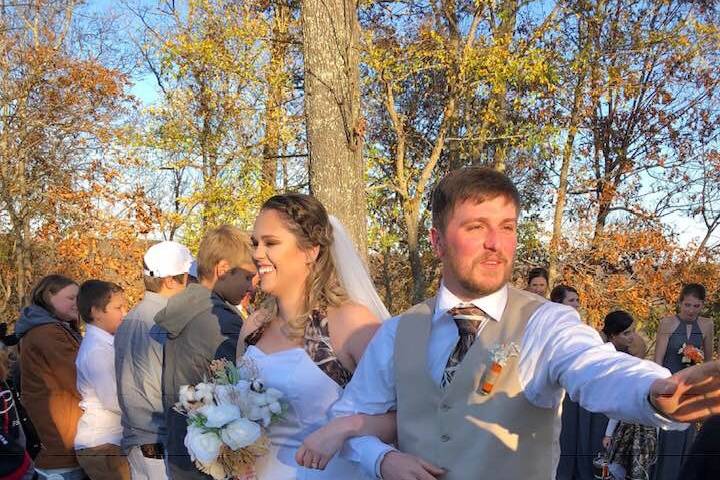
(678, 415, 720, 480)
(553, 285, 608, 480)
(155, 225, 257, 480)
(0, 348, 33, 480)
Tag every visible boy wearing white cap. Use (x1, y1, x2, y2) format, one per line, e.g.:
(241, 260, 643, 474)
(114, 241, 193, 480)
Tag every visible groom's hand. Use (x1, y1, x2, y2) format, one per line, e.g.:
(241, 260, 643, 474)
(380, 451, 444, 480)
(649, 359, 720, 422)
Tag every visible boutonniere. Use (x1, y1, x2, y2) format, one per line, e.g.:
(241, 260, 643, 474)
(479, 342, 520, 395)
(678, 342, 704, 366)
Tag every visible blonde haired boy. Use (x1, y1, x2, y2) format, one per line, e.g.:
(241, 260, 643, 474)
(155, 226, 257, 480)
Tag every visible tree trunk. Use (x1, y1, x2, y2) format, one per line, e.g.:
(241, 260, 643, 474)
(262, 1, 290, 194)
(403, 202, 426, 303)
(549, 66, 587, 284)
(593, 182, 611, 243)
(691, 211, 720, 263)
(548, 124, 576, 285)
(302, 0, 366, 257)
(380, 249, 394, 313)
(490, 0, 518, 173)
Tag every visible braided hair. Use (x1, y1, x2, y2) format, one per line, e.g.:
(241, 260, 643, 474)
(259, 193, 348, 339)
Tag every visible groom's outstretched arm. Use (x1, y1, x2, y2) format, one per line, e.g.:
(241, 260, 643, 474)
(332, 315, 401, 477)
(521, 302, 686, 430)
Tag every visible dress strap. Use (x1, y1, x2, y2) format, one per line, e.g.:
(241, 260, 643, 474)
(304, 310, 353, 388)
(244, 324, 267, 347)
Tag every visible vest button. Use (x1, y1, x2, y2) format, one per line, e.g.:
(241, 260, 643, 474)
(440, 434, 451, 442)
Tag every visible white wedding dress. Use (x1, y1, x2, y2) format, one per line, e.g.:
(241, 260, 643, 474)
(243, 344, 370, 480)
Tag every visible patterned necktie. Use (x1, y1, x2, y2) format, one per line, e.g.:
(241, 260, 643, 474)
(441, 304, 489, 388)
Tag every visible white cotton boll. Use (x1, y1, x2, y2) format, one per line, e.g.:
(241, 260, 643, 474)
(185, 426, 222, 465)
(195, 383, 215, 405)
(248, 406, 263, 422)
(220, 418, 262, 450)
(198, 404, 242, 428)
(266, 388, 283, 402)
(262, 410, 271, 428)
(269, 401, 281, 414)
(247, 394, 263, 408)
(179, 385, 195, 409)
(234, 380, 251, 394)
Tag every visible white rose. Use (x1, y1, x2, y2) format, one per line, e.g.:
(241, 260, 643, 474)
(185, 426, 222, 464)
(220, 418, 262, 450)
(199, 404, 242, 428)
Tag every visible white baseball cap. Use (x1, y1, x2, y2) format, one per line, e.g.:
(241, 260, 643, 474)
(143, 241, 194, 278)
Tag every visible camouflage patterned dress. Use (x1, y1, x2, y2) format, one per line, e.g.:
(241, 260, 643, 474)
(607, 421, 657, 480)
(244, 309, 352, 387)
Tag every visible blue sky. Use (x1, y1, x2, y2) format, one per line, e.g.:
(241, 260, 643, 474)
(90, 0, 714, 251)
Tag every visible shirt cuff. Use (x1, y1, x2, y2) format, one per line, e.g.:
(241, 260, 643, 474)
(375, 445, 396, 479)
(342, 436, 395, 479)
(645, 392, 689, 431)
(641, 377, 688, 431)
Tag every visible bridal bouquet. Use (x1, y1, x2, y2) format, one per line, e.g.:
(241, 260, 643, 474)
(678, 342, 704, 366)
(175, 358, 284, 479)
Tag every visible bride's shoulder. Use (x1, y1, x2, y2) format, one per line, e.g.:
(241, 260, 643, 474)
(331, 301, 379, 322)
(326, 301, 382, 364)
(327, 301, 381, 334)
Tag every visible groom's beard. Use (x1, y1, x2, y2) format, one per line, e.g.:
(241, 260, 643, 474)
(452, 252, 514, 298)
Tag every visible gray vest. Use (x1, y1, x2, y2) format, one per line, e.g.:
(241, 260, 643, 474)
(395, 286, 557, 479)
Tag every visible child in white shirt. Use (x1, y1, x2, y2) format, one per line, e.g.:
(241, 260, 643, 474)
(75, 280, 130, 480)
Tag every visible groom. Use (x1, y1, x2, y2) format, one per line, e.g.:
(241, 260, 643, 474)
(334, 166, 720, 480)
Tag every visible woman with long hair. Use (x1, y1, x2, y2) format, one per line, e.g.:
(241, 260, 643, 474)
(13, 275, 85, 480)
(604, 310, 657, 480)
(652, 284, 713, 480)
(237, 194, 393, 479)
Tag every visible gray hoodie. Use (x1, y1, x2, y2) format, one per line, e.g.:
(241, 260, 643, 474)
(14, 305, 81, 342)
(154, 283, 243, 480)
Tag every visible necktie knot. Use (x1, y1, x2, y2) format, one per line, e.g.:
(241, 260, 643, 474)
(441, 304, 489, 388)
(447, 304, 487, 337)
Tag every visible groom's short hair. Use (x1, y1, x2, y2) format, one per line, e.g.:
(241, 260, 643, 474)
(431, 167, 520, 232)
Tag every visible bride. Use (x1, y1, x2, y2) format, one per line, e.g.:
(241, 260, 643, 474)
(237, 193, 395, 479)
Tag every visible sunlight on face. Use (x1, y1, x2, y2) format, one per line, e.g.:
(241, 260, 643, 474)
(50, 284, 79, 322)
(562, 292, 580, 310)
(96, 292, 127, 334)
(251, 209, 313, 298)
(432, 197, 518, 300)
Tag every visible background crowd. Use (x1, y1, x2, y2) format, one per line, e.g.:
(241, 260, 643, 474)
(0, 209, 718, 480)
(528, 267, 718, 480)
